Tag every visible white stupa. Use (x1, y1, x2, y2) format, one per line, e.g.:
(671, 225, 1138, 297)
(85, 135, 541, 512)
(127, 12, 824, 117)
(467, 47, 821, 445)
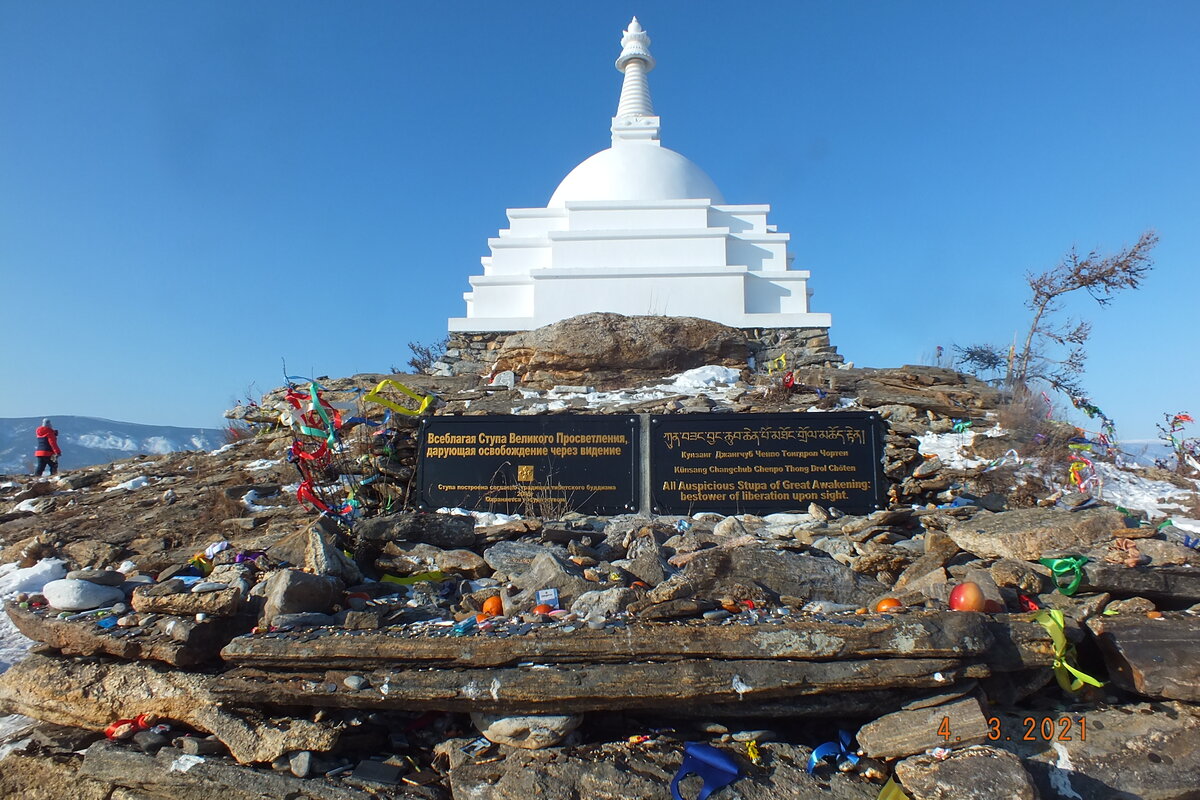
(448, 17, 832, 333)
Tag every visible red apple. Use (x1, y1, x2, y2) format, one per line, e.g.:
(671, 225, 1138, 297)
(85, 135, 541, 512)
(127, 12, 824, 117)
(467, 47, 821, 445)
(949, 581, 986, 612)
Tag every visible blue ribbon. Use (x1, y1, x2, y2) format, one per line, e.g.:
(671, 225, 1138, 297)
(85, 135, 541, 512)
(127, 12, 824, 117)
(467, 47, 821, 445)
(807, 729, 859, 774)
(671, 743, 741, 800)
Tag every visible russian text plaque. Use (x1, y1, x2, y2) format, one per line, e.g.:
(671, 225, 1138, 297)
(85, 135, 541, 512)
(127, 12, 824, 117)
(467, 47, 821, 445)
(418, 415, 640, 515)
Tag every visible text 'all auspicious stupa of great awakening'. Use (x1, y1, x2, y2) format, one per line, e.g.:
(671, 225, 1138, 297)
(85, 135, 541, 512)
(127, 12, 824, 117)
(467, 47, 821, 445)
(444, 18, 840, 370)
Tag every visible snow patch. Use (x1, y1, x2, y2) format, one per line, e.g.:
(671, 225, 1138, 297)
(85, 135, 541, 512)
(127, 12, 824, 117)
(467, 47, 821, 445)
(242, 490, 272, 513)
(437, 508, 522, 527)
(77, 433, 138, 451)
(107, 476, 151, 492)
(667, 365, 741, 390)
(916, 430, 986, 469)
(1048, 741, 1082, 799)
(1092, 462, 1196, 519)
(0, 559, 67, 671)
(11, 498, 46, 513)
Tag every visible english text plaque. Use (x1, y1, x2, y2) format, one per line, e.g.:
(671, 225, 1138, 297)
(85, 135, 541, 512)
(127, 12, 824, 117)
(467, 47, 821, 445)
(649, 412, 887, 515)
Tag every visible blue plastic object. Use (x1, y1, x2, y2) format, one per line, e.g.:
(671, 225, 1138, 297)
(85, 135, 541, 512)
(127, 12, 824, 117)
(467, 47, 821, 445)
(807, 729, 859, 774)
(670, 742, 741, 800)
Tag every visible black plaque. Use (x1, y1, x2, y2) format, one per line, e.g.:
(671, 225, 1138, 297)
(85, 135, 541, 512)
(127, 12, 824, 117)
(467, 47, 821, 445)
(418, 415, 639, 515)
(649, 412, 887, 515)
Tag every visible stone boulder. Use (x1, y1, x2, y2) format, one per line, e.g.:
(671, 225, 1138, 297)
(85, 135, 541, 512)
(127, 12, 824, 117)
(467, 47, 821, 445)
(670, 546, 882, 606)
(260, 569, 340, 623)
(1086, 614, 1200, 701)
(491, 313, 749, 386)
(354, 511, 475, 552)
(131, 584, 242, 617)
(471, 713, 582, 749)
(435, 548, 491, 579)
(510, 552, 596, 610)
(41, 578, 125, 612)
(570, 587, 639, 618)
(946, 507, 1128, 562)
(484, 540, 567, 577)
(857, 696, 990, 760)
(895, 745, 1038, 800)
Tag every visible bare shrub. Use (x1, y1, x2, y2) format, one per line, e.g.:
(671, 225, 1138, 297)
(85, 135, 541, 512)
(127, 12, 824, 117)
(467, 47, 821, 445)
(407, 337, 450, 373)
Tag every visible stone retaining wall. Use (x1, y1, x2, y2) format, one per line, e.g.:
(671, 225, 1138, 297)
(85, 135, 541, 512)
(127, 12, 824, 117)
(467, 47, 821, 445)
(431, 327, 844, 378)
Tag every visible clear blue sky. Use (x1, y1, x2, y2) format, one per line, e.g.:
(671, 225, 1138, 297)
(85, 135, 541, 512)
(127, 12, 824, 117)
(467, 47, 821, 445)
(2, 1, 1196, 443)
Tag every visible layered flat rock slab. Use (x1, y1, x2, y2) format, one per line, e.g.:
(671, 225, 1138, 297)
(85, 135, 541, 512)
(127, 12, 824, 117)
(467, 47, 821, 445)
(222, 612, 1055, 669)
(5, 603, 245, 667)
(857, 696, 991, 759)
(1086, 614, 1200, 701)
(895, 745, 1038, 800)
(1079, 562, 1200, 602)
(0, 654, 338, 764)
(994, 701, 1200, 799)
(946, 507, 1128, 561)
(78, 741, 439, 800)
(131, 584, 243, 617)
(216, 658, 988, 715)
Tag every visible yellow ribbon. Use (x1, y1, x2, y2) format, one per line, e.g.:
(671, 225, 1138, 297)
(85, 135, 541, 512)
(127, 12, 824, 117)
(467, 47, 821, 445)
(767, 354, 787, 375)
(381, 570, 447, 585)
(364, 379, 433, 417)
(746, 740, 762, 766)
(877, 776, 911, 800)
(1033, 609, 1105, 693)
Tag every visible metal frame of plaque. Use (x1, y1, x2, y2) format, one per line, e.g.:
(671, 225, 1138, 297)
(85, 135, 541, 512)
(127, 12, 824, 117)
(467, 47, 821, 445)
(649, 412, 887, 515)
(417, 415, 640, 515)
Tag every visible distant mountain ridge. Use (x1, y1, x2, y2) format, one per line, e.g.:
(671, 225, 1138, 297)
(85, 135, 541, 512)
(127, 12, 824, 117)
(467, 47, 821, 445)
(0, 416, 224, 475)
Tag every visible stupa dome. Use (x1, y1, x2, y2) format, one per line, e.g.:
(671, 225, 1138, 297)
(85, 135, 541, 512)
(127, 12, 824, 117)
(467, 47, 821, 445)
(548, 143, 724, 207)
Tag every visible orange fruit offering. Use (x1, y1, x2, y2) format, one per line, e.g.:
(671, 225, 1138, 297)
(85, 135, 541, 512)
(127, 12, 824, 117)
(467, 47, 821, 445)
(482, 596, 504, 616)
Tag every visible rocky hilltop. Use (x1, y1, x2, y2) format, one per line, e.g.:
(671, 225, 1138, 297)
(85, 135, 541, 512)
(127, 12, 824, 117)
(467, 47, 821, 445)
(0, 315, 1198, 800)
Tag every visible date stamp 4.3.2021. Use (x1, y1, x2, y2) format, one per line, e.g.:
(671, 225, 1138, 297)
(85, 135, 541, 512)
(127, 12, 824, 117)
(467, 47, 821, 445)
(938, 715, 1088, 743)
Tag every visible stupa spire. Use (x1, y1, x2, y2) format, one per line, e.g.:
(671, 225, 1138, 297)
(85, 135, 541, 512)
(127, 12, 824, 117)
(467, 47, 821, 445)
(615, 17, 655, 117)
(611, 17, 661, 144)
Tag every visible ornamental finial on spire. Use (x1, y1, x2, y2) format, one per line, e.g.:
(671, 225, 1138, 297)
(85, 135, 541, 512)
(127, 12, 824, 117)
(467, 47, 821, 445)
(616, 16, 655, 73)
(613, 16, 656, 124)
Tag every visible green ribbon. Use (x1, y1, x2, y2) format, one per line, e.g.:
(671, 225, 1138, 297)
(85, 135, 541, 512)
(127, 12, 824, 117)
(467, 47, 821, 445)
(1033, 609, 1105, 693)
(297, 382, 339, 446)
(1039, 556, 1088, 596)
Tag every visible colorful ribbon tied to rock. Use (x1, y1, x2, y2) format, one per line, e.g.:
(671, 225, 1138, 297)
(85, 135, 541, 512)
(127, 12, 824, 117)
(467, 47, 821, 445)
(364, 379, 433, 417)
(1038, 555, 1088, 596)
(1033, 609, 1105, 693)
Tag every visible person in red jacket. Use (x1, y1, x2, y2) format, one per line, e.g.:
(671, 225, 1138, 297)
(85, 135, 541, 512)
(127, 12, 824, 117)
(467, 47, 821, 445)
(34, 419, 62, 477)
